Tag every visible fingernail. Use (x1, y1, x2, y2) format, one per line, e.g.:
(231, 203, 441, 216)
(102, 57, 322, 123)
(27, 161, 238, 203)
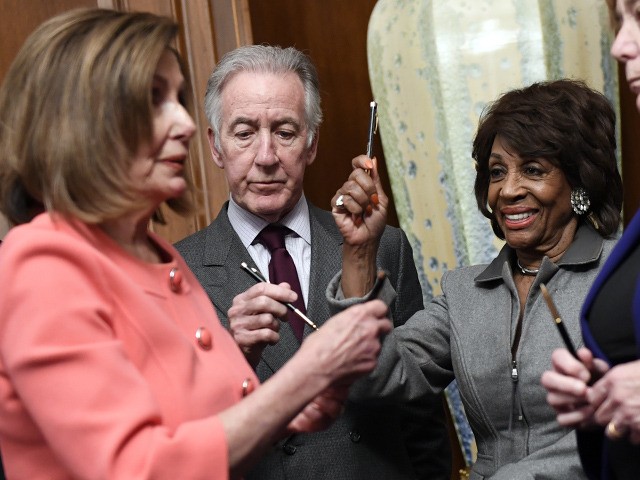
(365, 160, 373, 170)
(371, 193, 379, 205)
(355, 216, 363, 226)
(366, 205, 373, 216)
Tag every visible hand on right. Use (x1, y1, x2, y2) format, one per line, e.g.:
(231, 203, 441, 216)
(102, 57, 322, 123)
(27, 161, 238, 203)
(587, 359, 640, 443)
(228, 282, 297, 368)
(299, 299, 392, 385)
(541, 347, 608, 428)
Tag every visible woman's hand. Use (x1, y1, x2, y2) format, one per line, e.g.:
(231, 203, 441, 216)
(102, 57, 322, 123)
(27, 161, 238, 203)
(331, 155, 388, 248)
(288, 385, 349, 433)
(587, 359, 640, 443)
(298, 299, 393, 384)
(332, 155, 389, 297)
(220, 300, 391, 473)
(541, 347, 607, 428)
(287, 300, 393, 431)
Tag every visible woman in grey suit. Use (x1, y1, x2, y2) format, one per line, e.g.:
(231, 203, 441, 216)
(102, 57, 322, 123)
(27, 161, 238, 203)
(329, 79, 622, 479)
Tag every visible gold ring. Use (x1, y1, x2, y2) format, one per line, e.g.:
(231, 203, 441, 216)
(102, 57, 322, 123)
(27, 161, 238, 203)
(606, 421, 625, 439)
(335, 195, 344, 208)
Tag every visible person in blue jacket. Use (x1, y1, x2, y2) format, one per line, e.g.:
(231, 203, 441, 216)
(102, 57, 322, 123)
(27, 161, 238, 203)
(542, 1, 640, 479)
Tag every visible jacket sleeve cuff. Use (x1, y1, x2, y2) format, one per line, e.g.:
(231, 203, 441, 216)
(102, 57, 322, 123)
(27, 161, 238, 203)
(326, 270, 397, 316)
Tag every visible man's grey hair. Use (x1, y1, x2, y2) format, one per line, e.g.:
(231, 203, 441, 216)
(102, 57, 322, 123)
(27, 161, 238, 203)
(204, 45, 323, 151)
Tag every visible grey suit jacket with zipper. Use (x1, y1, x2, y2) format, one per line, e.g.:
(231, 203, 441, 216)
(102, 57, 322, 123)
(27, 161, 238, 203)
(330, 223, 615, 480)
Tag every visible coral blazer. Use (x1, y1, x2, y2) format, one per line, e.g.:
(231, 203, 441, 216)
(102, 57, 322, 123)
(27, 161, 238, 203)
(0, 213, 257, 479)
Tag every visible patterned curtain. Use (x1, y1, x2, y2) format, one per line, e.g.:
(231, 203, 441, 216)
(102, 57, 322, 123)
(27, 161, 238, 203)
(367, 0, 617, 474)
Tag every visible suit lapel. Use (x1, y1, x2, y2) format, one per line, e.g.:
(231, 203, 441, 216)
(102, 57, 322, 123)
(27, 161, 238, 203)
(204, 205, 313, 375)
(200, 208, 255, 325)
(307, 204, 343, 328)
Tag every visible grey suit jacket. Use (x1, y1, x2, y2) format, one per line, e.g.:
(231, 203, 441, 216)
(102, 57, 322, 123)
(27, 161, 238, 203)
(334, 223, 615, 480)
(175, 201, 450, 480)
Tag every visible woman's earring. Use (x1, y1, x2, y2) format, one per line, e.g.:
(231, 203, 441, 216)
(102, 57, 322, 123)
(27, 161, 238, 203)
(571, 187, 599, 230)
(570, 188, 590, 215)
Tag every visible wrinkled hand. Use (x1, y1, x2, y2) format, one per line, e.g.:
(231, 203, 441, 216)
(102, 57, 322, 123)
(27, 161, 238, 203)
(331, 155, 388, 248)
(587, 359, 640, 443)
(299, 299, 393, 384)
(541, 347, 606, 428)
(288, 385, 349, 433)
(228, 282, 297, 368)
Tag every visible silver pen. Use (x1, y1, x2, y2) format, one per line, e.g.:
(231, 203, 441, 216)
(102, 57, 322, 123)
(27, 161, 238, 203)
(240, 262, 319, 331)
(365, 101, 378, 174)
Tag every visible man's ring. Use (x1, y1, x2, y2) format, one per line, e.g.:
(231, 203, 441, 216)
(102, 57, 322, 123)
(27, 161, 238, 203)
(335, 195, 344, 208)
(607, 421, 625, 440)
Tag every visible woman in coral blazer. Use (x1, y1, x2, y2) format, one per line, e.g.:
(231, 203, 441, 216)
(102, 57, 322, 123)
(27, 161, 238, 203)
(0, 9, 392, 480)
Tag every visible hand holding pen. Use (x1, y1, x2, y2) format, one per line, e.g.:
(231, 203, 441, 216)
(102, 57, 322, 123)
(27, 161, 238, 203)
(241, 262, 318, 330)
(540, 284, 608, 430)
(332, 100, 379, 213)
(540, 284, 605, 383)
(225, 266, 317, 367)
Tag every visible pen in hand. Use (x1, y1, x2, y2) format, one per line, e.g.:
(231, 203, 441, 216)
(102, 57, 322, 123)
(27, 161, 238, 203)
(240, 262, 319, 331)
(364, 101, 378, 174)
(540, 283, 579, 359)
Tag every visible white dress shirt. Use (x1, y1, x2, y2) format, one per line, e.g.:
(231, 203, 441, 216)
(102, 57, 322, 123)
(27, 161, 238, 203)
(227, 195, 312, 306)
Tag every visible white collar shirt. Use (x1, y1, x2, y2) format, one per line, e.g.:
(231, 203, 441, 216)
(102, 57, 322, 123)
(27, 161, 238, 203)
(227, 195, 312, 306)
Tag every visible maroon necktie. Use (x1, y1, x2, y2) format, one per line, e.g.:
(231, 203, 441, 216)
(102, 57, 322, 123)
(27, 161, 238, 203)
(257, 224, 306, 342)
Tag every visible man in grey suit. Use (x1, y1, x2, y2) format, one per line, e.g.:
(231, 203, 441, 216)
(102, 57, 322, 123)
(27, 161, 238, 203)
(175, 45, 450, 480)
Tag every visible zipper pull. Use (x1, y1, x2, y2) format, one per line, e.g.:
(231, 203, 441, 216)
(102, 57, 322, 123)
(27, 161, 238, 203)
(511, 360, 518, 382)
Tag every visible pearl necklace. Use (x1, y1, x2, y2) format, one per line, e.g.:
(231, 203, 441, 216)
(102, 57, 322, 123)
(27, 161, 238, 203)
(517, 259, 540, 276)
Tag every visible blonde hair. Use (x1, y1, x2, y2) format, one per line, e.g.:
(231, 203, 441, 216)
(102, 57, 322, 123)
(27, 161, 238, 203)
(0, 8, 193, 225)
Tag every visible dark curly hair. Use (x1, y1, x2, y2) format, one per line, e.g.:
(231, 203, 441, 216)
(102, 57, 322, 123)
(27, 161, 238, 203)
(473, 79, 622, 239)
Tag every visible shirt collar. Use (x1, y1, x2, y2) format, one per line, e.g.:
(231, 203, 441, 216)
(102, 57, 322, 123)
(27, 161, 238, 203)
(227, 195, 311, 248)
(474, 222, 605, 283)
